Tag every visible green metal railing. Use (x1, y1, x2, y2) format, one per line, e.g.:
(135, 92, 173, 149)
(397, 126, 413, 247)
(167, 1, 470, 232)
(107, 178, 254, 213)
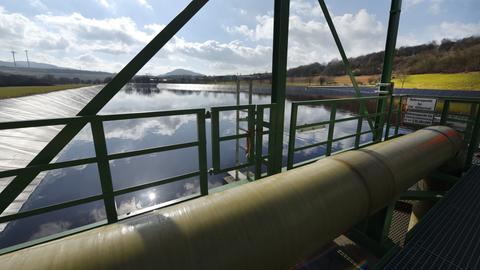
(398, 95, 480, 168)
(286, 95, 403, 170)
(0, 108, 209, 225)
(211, 105, 255, 174)
(254, 104, 276, 178)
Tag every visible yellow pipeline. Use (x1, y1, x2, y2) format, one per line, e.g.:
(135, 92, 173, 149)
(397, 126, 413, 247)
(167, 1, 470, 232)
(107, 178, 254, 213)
(0, 126, 461, 270)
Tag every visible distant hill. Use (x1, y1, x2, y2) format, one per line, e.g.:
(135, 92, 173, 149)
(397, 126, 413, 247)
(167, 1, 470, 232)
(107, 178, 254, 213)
(287, 36, 480, 77)
(0, 60, 61, 69)
(160, 69, 204, 77)
(0, 65, 113, 81)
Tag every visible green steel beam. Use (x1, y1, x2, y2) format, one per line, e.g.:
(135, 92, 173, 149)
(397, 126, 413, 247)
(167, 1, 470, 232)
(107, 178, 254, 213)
(196, 110, 209, 196)
(466, 105, 480, 168)
(91, 120, 118, 223)
(316, 0, 374, 132)
(374, 0, 402, 141)
(0, 0, 208, 215)
(270, 0, 290, 174)
(365, 0, 403, 243)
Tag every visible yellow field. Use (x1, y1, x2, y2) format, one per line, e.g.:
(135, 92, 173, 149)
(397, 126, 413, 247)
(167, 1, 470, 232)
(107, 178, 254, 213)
(0, 84, 91, 99)
(392, 72, 480, 90)
(283, 72, 480, 91)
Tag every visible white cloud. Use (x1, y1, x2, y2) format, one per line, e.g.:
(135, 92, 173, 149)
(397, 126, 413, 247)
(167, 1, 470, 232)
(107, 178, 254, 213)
(96, 0, 112, 9)
(226, 7, 385, 67)
(30, 221, 72, 239)
(225, 15, 273, 41)
(429, 0, 444, 15)
(28, 0, 47, 11)
(136, 0, 153, 10)
(290, 0, 322, 17)
(406, 0, 425, 7)
(406, 0, 444, 15)
(430, 21, 480, 40)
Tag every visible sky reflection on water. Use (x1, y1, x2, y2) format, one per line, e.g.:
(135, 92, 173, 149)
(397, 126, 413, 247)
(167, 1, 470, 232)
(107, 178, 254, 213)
(0, 83, 377, 249)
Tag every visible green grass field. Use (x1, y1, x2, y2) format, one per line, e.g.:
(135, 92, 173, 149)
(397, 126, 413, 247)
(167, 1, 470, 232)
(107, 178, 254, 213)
(392, 72, 480, 90)
(0, 84, 91, 99)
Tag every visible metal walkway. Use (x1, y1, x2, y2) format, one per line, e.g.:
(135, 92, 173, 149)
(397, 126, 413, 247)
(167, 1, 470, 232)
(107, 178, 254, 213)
(0, 86, 101, 230)
(384, 165, 480, 269)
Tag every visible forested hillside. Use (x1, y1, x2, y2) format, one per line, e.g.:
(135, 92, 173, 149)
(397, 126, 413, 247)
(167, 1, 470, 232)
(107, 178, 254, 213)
(287, 36, 480, 77)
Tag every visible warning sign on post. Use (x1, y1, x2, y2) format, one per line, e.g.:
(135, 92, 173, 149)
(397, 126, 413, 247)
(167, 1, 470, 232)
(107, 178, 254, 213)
(404, 97, 437, 126)
(406, 97, 437, 111)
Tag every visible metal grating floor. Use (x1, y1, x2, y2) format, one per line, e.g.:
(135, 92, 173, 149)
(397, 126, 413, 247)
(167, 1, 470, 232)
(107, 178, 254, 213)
(383, 165, 480, 270)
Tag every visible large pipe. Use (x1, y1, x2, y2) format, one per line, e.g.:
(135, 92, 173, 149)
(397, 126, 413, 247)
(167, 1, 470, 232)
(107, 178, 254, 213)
(0, 126, 461, 270)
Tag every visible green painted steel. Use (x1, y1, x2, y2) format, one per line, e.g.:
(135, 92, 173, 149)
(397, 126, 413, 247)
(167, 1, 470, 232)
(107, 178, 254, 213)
(286, 104, 298, 169)
(254, 104, 275, 179)
(325, 104, 337, 156)
(400, 95, 480, 168)
(0, 0, 209, 215)
(270, 0, 290, 174)
(210, 105, 255, 174)
(286, 96, 397, 169)
(196, 110, 209, 196)
(0, 109, 207, 227)
(374, 0, 402, 141)
(316, 0, 374, 132)
(367, 0, 402, 243)
(0, 126, 461, 270)
(91, 119, 118, 223)
(466, 106, 480, 168)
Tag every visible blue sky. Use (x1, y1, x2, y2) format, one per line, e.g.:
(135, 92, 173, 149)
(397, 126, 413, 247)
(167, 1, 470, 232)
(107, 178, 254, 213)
(0, 0, 478, 75)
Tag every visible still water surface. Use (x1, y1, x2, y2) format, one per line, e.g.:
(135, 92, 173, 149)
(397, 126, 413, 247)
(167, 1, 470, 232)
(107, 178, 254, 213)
(0, 83, 378, 249)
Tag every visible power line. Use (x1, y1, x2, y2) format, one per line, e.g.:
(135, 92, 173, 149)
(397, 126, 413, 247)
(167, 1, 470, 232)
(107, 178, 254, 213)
(11, 51, 16, 67)
(24, 50, 30, 68)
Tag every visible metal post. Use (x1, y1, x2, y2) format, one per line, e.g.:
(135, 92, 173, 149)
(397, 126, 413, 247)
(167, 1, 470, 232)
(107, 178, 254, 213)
(0, 0, 208, 215)
(235, 78, 240, 180)
(270, 0, 290, 174)
(248, 79, 253, 105)
(197, 110, 209, 196)
(355, 115, 363, 149)
(287, 104, 298, 169)
(374, 0, 402, 142)
(365, 0, 402, 244)
(384, 94, 395, 140)
(394, 96, 403, 135)
(254, 106, 265, 179)
(326, 105, 337, 156)
(317, 0, 374, 132)
(466, 105, 480, 168)
(91, 119, 117, 223)
(440, 100, 450, 125)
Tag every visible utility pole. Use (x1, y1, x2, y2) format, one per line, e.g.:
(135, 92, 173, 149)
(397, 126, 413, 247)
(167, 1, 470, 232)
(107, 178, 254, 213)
(25, 50, 30, 68)
(11, 51, 16, 67)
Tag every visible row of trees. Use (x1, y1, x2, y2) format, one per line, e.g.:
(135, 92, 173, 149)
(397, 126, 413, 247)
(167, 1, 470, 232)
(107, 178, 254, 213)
(287, 36, 480, 77)
(0, 73, 112, 87)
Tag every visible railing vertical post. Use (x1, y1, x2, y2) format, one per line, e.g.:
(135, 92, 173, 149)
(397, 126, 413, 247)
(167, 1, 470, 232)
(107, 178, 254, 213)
(355, 115, 363, 149)
(197, 110, 209, 196)
(211, 109, 220, 173)
(270, 0, 290, 174)
(247, 106, 256, 168)
(0, 0, 209, 215)
(287, 104, 298, 169)
(366, 0, 402, 244)
(375, 0, 402, 142)
(316, 0, 374, 132)
(395, 96, 403, 135)
(466, 104, 480, 168)
(326, 105, 337, 156)
(384, 94, 395, 140)
(91, 119, 117, 223)
(255, 107, 265, 179)
(440, 100, 450, 125)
